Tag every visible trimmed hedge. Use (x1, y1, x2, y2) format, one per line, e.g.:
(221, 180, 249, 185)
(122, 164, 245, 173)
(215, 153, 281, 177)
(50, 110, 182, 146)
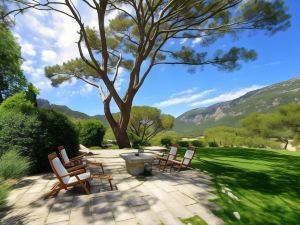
(78, 119, 105, 147)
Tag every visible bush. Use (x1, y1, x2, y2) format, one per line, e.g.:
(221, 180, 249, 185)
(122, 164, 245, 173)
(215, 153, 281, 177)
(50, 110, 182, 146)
(79, 119, 106, 147)
(0, 150, 30, 179)
(208, 141, 219, 147)
(191, 140, 205, 147)
(177, 140, 189, 148)
(38, 109, 79, 171)
(0, 94, 79, 173)
(160, 137, 172, 147)
(0, 183, 9, 211)
(129, 133, 146, 149)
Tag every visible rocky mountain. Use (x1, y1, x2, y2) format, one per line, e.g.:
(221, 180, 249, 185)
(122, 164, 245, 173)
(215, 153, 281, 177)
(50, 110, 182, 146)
(174, 77, 300, 136)
(37, 99, 108, 126)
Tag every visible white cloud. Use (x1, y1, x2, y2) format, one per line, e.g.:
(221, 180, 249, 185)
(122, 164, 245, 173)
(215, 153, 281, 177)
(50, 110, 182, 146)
(190, 85, 265, 107)
(114, 67, 126, 91)
(79, 83, 94, 95)
(170, 87, 198, 98)
(180, 38, 187, 45)
(192, 37, 202, 47)
(154, 89, 215, 108)
(41, 50, 57, 63)
(21, 42, 36, 56)
(21, 60, 35, 73)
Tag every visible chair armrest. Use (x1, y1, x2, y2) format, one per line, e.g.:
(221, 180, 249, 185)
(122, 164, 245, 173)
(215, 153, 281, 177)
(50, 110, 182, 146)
(168, 159, 181, 164)
(70, 154, 85, 162)
(67, 165, 85, 172)
(87, 160, 102, 166)
(61, 169, 85, 178)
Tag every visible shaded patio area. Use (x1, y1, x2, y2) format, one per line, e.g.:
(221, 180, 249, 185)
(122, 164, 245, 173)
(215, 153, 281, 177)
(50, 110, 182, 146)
(1, 150, 223, 225)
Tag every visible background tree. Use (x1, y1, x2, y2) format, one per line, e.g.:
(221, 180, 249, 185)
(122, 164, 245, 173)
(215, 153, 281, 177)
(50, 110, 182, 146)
(241, 103, 300, 149)
(0, 25, 27, 103)
(123, 106, 174, 146)
(6, 0, 290, 148)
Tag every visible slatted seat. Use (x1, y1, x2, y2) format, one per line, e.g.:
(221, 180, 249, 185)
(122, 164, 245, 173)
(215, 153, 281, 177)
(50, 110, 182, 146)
(157, 144, 179, 171)
(168, 147, 196, 172)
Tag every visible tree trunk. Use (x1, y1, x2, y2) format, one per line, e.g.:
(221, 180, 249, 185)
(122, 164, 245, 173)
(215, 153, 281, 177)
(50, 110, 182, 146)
(283, 139, 288, 150)
(103, 98, 131, 148)
(113, 126, 131, 148)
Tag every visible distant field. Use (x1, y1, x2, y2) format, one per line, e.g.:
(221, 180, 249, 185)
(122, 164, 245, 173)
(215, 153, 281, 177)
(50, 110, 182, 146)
(177, 147, 300, 225)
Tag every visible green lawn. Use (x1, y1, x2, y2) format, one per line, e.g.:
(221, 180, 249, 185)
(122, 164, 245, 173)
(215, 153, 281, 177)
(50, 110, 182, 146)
(177, 147, 300, 225)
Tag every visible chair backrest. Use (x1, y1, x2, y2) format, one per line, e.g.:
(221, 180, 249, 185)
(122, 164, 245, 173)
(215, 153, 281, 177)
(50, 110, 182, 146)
(183, 147, 195, 166)
(168, 144, 179, 160)
(58, 146, 70, 164)
(48, 152, 70, 184)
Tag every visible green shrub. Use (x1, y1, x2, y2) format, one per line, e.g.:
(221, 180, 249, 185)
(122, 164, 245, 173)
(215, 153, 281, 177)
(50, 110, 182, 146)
(0, 150, 30, 179)
(208, 141, 219, 147)
(0, 94, 79, 173)
(177, 140, 189, 148)
(0, 183, 9, 211)
(191, 140, 205, 147)
(160, 137, 172, 147)
(129, 133, 146, 149)
(79, 119, 106, 147)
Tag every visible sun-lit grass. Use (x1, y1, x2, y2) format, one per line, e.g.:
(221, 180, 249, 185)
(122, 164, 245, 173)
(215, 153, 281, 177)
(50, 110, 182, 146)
(181, 215, 208, 225)
(177, 147, 300, 225)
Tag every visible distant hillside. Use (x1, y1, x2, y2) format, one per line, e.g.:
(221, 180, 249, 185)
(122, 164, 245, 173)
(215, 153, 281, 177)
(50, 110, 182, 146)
(175, 77, 300, 136)
(37, 99, 108, 126)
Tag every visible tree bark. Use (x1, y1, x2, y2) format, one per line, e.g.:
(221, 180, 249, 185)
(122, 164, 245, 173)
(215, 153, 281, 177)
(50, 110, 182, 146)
(103, 98, 131, 148)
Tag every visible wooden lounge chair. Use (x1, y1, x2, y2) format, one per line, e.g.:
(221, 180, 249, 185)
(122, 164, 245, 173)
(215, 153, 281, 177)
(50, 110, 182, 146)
(58, 145, 104, 174)
(47, 153, 114, 198)
(157, 144, 179, 171)
(57, 145, 86, 167)
(168, 147, 195, 172)
(47, 152, 91, 197)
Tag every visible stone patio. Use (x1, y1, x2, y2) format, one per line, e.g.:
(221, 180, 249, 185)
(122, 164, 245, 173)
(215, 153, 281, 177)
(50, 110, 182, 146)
(0, 150, 223, 225)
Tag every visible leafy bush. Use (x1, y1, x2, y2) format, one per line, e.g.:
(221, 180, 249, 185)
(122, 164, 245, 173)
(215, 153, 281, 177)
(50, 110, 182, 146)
(0, 94, 79, 173)
(0, 183, 9, 211)
(129, 133, 147, 149)
(191, 140, 205, 147)
(160, 137, 172, 147)
(208, 141, 219, 147)
(177, 140, 189, 148)
(78, 119, 106, 147)
(0, 150, 30, 179)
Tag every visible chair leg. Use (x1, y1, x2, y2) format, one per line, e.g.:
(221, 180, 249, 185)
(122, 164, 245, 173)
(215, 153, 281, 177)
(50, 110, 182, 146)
(108, 179, 113, 190)
(100, 163, 104, 174)
(46, 183, 63, 198)
(81, 181, 90, 195)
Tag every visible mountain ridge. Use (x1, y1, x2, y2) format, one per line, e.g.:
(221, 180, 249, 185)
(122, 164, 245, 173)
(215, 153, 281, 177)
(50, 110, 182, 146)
(174, 77, 300, 135)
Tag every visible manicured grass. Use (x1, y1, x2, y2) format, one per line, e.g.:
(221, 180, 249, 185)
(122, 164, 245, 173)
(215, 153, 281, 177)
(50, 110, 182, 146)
(181, 215, 208, 225)
(177, 147, 300, 225)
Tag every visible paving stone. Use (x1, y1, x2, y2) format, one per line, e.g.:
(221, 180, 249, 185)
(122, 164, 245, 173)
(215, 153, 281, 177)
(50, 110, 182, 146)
(142, 196, 167, 213)
(187, 203, 224, 225)
(93, 211, 115, 225)
(169, 191, 197, 206)
(69, 206, 93, 225)
(46, 221, 69, 225)
(115, 218, 138, 225)
(157, 209, 184, 225)
(111, 201, 135, 222)
(46, 202, 72, 224)
(150, 188, 194, 218)
(131, 205, 161, 225)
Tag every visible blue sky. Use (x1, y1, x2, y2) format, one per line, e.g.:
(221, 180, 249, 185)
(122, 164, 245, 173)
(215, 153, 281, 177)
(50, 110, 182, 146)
(13, 0, 300, 117)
